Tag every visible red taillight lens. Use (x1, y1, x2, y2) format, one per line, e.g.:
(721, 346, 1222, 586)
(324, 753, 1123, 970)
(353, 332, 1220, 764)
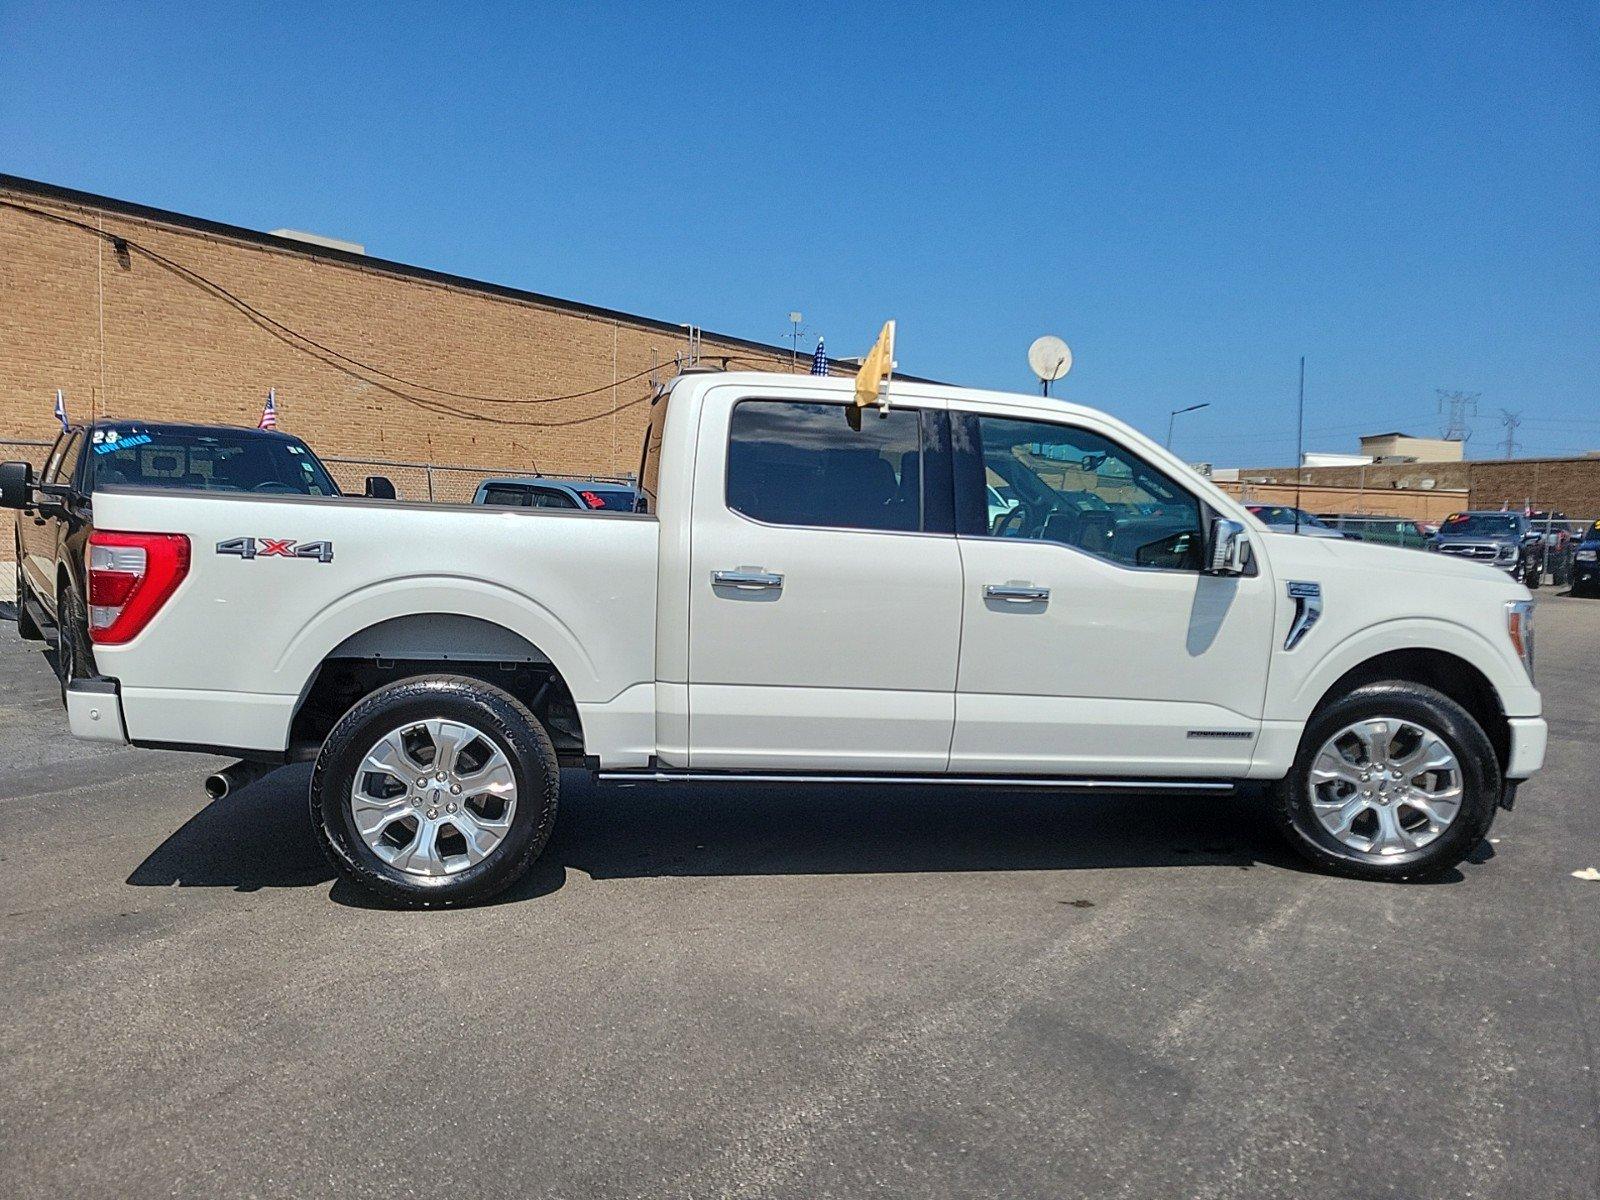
(87, 531, 190, 644)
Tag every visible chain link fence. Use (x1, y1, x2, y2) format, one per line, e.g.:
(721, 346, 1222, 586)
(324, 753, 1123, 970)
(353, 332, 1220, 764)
(321, 456, 633, 504)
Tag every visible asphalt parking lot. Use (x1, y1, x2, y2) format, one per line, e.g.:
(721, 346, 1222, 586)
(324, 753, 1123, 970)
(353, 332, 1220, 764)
(0, 592, 1595, 1200)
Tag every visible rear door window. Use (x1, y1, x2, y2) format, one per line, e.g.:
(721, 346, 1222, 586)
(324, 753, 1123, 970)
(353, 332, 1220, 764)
(481, 485, 532, 507)
(527, 487, 579, 509)
(725, 400, 933, 533)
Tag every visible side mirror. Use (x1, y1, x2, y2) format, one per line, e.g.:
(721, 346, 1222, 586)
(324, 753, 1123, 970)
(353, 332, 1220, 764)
(1206, 517, 1250, 576)
(364, 475, 397, 500)
(0, 460, 34, 510)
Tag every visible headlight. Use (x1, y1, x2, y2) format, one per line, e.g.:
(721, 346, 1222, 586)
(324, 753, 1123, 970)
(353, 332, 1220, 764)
(1495, 544, 1516, 561)
(1506, 600, 1534, 682)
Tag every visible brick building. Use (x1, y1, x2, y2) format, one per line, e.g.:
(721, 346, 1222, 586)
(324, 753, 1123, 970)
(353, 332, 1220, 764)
(0, 174, 844, 504)
(1232, 456, 1600, 519)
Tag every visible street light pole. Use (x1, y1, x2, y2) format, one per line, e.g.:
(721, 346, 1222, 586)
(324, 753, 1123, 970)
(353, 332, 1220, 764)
(1165, 402, 1210, 449)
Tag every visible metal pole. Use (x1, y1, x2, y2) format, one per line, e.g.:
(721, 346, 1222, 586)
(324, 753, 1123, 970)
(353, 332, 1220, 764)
(1294, 357, 1305, 534)
(1165, 411, 1176, 448)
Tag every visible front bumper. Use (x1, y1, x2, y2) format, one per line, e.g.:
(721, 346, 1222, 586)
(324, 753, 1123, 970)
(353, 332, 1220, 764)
(1506, 716, 1547, 780)
(66, 677, 129, 743)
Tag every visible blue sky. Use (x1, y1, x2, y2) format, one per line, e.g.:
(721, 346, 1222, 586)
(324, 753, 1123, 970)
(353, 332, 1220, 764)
(3, 1, 1596, 464)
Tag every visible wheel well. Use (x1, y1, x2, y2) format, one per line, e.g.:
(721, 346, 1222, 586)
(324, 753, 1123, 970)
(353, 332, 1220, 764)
(1317, 649, 1509, 772)
(288, 615, 586, 765)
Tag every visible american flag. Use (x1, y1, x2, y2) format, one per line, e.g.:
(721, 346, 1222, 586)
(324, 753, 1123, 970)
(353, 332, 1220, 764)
(53, 389, 68, 432)
(259, 389, 278, 430)
(810, 337, 828, 376)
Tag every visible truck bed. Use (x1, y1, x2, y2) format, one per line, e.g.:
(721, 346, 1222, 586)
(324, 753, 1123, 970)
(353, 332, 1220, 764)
(86, 488, 660, 756)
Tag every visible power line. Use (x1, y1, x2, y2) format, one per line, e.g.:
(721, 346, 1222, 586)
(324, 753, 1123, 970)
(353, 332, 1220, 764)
(0, 198, 681, 422)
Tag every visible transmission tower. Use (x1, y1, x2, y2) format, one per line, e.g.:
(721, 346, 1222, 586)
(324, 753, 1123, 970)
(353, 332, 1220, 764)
(1436, 389, 1479, 444)
(1498, 408, 1522, 459)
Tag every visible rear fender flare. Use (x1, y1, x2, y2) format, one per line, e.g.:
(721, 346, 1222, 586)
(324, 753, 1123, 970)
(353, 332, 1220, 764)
(273, 576, 600, 702)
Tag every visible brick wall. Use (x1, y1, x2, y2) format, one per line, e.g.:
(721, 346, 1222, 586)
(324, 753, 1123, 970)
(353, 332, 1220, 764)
(1233, 457, 1600, 518)
(1216, 480, 1469, 522)
(0, 181, 801, 482)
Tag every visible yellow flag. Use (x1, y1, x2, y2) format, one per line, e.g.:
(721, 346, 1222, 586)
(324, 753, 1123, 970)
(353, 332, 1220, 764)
(853, 320, 896, 408)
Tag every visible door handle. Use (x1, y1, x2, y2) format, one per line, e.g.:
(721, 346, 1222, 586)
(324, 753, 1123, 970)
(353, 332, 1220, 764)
(712, 568, 784, 590)
(984, 583, 1050, 603)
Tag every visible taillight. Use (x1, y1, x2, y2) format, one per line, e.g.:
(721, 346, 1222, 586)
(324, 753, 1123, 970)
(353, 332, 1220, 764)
(86, 531, 190, 644)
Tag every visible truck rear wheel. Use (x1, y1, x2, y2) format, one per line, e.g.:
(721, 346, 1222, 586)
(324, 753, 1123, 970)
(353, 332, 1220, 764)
(309, 675, 560, 907)
(1269, 682, 1500, 882)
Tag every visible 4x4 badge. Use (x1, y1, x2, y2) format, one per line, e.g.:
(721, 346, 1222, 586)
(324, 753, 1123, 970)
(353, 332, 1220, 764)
(216, 537, 333, 563)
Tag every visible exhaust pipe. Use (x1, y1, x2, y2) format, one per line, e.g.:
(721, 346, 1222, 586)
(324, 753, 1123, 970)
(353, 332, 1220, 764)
(205, 760, 274, 801)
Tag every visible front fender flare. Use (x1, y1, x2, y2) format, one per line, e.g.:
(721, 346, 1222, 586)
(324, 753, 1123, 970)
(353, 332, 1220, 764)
(1275, 616, 1534, 723)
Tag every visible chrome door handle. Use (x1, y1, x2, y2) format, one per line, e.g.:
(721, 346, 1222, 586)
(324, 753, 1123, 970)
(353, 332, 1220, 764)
(712, 568, 783, 590)
(984, 583, 1050, 603)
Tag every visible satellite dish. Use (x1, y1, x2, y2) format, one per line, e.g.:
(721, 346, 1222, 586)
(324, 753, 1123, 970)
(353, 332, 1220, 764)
(1028, 335, 1072, 394)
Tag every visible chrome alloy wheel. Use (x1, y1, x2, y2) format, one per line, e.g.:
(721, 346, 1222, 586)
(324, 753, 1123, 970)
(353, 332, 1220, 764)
(1308, 717, 1463, 856)
(349, 719, 518, 877)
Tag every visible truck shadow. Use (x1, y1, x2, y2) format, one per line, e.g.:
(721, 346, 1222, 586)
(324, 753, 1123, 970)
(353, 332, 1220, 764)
(128, 766, 1469, 904)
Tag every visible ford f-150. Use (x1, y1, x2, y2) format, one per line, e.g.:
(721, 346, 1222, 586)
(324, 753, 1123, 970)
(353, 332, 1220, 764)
(0, 372, 1547, 905)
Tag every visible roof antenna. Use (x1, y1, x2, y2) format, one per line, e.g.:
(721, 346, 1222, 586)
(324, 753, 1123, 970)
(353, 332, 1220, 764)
(1294, 356, 1306, 534)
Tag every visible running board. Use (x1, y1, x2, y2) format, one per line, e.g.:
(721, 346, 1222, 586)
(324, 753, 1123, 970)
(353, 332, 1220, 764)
(596, 770, 1234, 794)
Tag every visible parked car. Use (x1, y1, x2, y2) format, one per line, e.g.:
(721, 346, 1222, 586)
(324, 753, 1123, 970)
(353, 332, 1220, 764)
(2, 372, 1544, 905)
(9, 420, 353, 702)
(473, 476, 637, 511)
(1431, 511, 1542, 588)
(1244, 505, 1346, 538)
(1572, 519, 1600, 597)
(1321, 515, 1431, 549)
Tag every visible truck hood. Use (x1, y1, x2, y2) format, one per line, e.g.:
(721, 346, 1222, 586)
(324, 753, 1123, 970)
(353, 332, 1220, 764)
(1258, 529, 1528, 589)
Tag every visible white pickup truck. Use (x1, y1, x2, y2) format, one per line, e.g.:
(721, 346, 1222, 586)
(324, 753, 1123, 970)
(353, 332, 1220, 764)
(0, 372, 1546, 905)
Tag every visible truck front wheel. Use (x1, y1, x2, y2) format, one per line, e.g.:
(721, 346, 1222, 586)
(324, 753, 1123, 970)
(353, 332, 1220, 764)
(309, 675, 560, 907)
(1269, 682, 1500, 882)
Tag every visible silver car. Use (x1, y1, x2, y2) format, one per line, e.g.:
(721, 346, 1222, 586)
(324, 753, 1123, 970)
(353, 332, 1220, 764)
(1245, 504, 1347, 539)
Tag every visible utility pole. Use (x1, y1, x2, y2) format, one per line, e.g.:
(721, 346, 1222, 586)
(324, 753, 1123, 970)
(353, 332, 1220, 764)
(1436, 389, 1479, 445)
(1498, 408, 1521, 459)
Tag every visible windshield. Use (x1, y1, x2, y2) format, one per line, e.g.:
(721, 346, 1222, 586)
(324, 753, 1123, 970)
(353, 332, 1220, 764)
(1440, 513, 1520, 538)
(86, 427, 339, 496)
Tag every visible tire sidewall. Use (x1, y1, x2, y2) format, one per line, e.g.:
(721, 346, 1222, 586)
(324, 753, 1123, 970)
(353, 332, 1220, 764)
(1278, 684, 1498, 878)
(310, 676, 558, 905)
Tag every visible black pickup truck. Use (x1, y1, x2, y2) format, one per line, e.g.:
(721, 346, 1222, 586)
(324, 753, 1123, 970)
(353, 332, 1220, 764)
(10, 420, 364, 700)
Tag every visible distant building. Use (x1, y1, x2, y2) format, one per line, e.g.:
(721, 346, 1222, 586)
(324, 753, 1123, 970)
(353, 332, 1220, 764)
(1302, 451, 1374, 468)
(1358, 432, 1464, 463)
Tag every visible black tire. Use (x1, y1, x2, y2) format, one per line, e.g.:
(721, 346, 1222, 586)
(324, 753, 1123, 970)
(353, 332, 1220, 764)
(309, 674, 559, 908)
(15, 553, 43, 641)
(54, 584, 94, 708)
(1523, 559, 1541, 589)
(1269, 681, 1500, 882)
